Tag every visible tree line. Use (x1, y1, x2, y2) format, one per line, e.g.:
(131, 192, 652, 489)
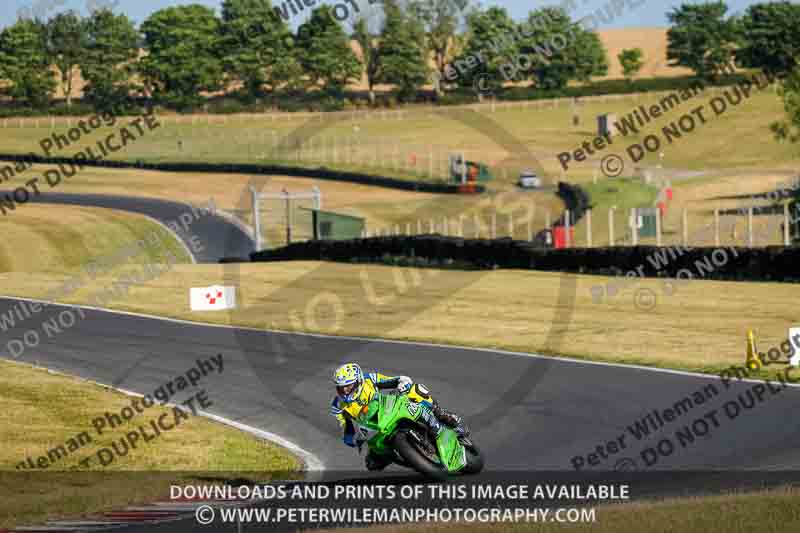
(0, 0, 799, 114)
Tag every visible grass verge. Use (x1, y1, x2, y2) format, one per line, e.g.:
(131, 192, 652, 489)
(1, 261, 798, 380)
(0, 203, 191, 273)
(318, 486, 800, 533)
(0, 358, 300, 528)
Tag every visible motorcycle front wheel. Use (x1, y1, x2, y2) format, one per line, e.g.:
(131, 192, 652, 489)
(461, 439, 484, 474)
(394, 431, 449, 481)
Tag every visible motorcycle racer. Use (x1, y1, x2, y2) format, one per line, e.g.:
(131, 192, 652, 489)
(330, 363, 469, 471)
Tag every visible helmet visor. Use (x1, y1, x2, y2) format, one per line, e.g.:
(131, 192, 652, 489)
(337, 383, 357, 399)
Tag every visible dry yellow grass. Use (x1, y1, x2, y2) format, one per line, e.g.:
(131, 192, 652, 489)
(2, 165, 564, 240)
(318, 486, 800, 533)
(598, 28, 693, 80)
(0, 203, 190, 273)
(0, 359, 300, 528)
(1, 164, 432, 213)
(571, 170, 799, 248)
(1, 261, 797, 376)
(658, 170, 797, 247)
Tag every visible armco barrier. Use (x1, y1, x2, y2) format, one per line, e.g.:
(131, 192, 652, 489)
(251, 237, 800, 283)
(0, 153, 485, 194)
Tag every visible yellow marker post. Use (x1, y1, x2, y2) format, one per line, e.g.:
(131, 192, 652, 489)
(746, 329, 763, 371)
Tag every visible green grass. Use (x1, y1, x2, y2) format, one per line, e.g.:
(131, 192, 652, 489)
(571, 179, 659, 246)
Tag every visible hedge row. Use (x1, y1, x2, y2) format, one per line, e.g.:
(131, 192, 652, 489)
(251, 236, 800, 283)
(555, 181, 591, 225)
(0, 153, 485, 194)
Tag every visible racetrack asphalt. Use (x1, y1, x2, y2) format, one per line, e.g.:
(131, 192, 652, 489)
(4, 298, 800, 530)
(4, 192, 800, 530)
(4, 297, 800, 475)
(0, 191, 254, 263)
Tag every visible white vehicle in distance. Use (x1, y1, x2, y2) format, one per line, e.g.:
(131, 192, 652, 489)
(518, 169, 541, 189)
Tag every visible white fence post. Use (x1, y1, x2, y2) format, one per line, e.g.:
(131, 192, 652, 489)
(608, 208, 615, 246)
(785, 203, 791, 246)
(565, 209, 571, 247)
(656, 208, 662, 247)
(586, 209, 592, 247)
(250, 186, 262, 252)
(682, 208, 688, 246)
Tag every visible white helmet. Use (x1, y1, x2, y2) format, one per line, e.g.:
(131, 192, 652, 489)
(333, 362, 364, 402)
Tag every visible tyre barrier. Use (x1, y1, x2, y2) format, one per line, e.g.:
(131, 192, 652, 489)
(251, 237, 800, 283)
(0, 153, 485, 194)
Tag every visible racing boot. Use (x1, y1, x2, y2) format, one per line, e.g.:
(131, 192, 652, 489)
(365, 450, 393, 471)
(407, 384, 467, 438)
(432, 403, 470, 438)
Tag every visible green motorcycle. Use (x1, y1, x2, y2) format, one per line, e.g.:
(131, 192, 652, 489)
(356, 390, 484, 480)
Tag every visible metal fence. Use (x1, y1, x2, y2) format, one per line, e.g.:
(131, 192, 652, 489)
(250, 186, 322, 251)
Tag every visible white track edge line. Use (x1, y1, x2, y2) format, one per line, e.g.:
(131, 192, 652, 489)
(2, 294, 797, 391)
(140, 214, 198, 265)
(170, 197, 255, 248)
(113, 385, 325, 472)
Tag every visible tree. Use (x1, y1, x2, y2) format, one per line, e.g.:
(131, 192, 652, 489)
(618, 47, 644, 84)
(737, 1, 800, 76)
(0, 19, 56, 108)
(378, 0, 429, 100)
(81, 9, 139, 113)
(44, 11, 85, 108)
(139, 5, 224, 109)
(353, 17, 381, 105)
(454, 6, 520, 94)
(516, 7, 608, 90)
(218, 0, 299, 100)
(410, 0, 467, 97)
(771, 67, 800, 145)
(294, 6, 361, 94)
(666, 1, 738, 81)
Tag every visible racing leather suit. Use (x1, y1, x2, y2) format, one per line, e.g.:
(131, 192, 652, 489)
(330, 372, 467, 471)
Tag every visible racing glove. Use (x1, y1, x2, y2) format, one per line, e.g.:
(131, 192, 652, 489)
(344, 428, 369, 450)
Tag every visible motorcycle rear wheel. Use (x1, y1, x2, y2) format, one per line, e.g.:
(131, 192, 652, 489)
(395, 431, 449, 481)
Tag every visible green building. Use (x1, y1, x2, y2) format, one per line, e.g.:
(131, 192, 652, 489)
(635, 207, 659, 238)
(303, 208, 366, 241)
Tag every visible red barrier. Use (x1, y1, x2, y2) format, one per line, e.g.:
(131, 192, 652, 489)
(553, 226, 575, 248)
